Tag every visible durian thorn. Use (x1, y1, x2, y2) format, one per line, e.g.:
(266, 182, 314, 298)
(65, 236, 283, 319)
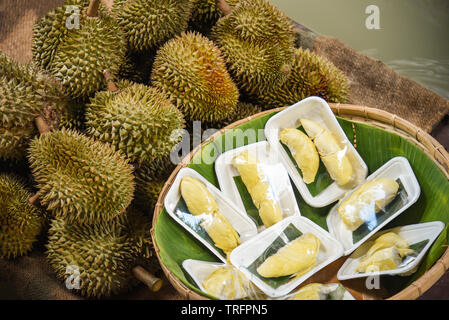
(29, 193, 40, 206)
(132, 266, 163, 292)
(217, 0, 232, 15)
(87, 0, 100, 17)
(35, 116, 51, 134)
(103, 69, 119, 92)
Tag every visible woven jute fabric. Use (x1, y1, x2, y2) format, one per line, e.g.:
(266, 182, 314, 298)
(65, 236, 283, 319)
(0, 0, 448, 300)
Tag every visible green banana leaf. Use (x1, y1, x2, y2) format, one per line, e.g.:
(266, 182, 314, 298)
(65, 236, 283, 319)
(153, 110, 449, 299)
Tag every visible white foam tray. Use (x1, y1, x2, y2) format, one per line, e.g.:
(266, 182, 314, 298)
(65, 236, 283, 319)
(164, 168, 258, 263)
(229, 216, 344, 298)
(337, 221, 445, 280)
(279, 283, 355, 300)
(264, 96, 368, 207)
(327, 156, 421, 255)
(215, 140, 301, 232)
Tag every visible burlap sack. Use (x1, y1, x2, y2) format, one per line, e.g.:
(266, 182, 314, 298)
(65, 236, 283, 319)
(0, 0, 448, 300)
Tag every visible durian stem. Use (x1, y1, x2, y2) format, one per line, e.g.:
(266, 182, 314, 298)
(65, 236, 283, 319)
(35, 116, 51, 134)
(132, 266, 163, 293)
(29, 193, 39, 206)
(87, 0, 100, 17)
(103, 70, 119, 92)
(217, 0, 232, 15)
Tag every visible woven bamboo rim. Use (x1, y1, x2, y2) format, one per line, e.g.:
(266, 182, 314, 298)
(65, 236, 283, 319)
(150, 104, 449, 300)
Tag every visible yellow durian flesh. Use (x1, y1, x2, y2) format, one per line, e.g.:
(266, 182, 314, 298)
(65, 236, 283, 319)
(180, 176, 219, 215)
(279, 128, 319, 184)
(202, 267, 250, 300)
(232, 151, 283, 228)
(256, 233, 320, 278)
(367, 232, 413, 258)
(180, 177, 240, 255)
(290, 283, 323, 300)
(356, 247, 402, 273)
(338, 178, 399, 231)
(300, 118, 353, 187)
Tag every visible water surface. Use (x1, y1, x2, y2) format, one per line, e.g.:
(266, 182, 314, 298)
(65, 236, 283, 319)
(272, 0, 449, 99)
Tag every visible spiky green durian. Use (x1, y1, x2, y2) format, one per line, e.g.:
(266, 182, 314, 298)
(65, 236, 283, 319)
(32, 3, 126, 99)
(189, 0, 241, 34)
(46, 206, 159, 298)
(46, 217, 135, 298)
(86, 82, 185, 163)
(134, 157, 175, 213)
(256, 48, 350, 108)
(0, 52, 66, 161)
(58, 99, 86, 131)
(151, 31, 239, 122)
(119, 50, 155, 84)
(28, 129, 135, 225)
(114, 0, 193, 53)
(0, 174, 45, 259)
(210, 0, 296, 95)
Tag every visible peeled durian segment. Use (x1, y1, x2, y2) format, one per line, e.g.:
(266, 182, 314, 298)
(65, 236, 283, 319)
(256, 233, 320, 278)
(300, 119, 353, 187)
(367, 232, 413, 258)
(279, 128, 319, 184)
(180, 177, 240, 255)
(202, 266, 250, 300)
(290, 283, 323, 300)
(232, 151, 282, 228)
(356, 247, 402, 273)
(337, 178, 399, 232)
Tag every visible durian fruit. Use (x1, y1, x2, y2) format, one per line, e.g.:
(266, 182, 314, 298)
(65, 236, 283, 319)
(300, 119, 353, 187)
(46, 217, 136, 298)
(58, 100, 86, 131)
(28, 129, 135, 225)
(232, 151, 282, 228)
(114, 0, 194, 53)
(180, 176, 241, 256)
(337, 178, 399, 232)
(0, 51, 66, 161)
(279, 128, 319, 184)
(355, 247, 402, 273)
(134, 157, 176, 213)
(32, 0, 126, 99)
(289, 283, 324, 300)
(0, 174, 45, 259)
(151, 31, 239, 122)
(257, 233, 321, 278)
(210, 0, 296, 96)
(202, 266, 251, 300)
(189, 0, 241, 34)
(256, 48, 350, 108)
(86, 78, 185, 163)
(119, 50, 155, 84)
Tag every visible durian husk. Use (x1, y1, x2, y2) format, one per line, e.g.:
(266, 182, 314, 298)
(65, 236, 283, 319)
(255, 48, 350, 108)
(28, 129, 135, 225)
(0, 52, 67, 161)
(0, 174, 45, 259)
(210, 0, 296, 96)
(134, 156, 176, 214)
(32, 3, 126, 99)
(114, 0, 194, 53)
(86, 81, 185, 163)
(151, 31, 239, 123)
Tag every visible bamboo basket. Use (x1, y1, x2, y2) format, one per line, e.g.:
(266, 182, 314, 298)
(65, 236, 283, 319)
(150, 104, 449, 300)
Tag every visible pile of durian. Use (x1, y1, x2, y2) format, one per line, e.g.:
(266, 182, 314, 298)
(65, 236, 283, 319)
(0, 0, 349, 299)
